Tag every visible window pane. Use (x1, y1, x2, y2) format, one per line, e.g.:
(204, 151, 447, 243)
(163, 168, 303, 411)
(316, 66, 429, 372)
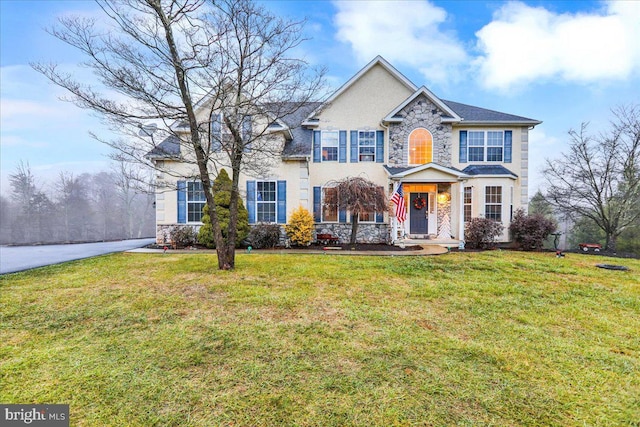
(409, 128, 433, 165)
(485, 186, 502, 222)
(485, 186, 502, 203)
(464, 205, 472, 222)
(487, 131, 503, 146)
(322, 187, 338, 222)
(257, 203, 276, 223)
(468, 147, 484, 162)
(487, 147, 503, 161)
(188, 181, 205, 201)
(323, 147, 338, 161)
(257, 181, 276, 202)
(358, 131, 375, 145)
(468, 131, 484, 146)
(485, 205, 501, 221)
(464, 187, 472, 204)
(322, 131, 339, 162)
(188, 202, 205, 222)
(464, 187, 472, 222)
(359, 210, 375, 222)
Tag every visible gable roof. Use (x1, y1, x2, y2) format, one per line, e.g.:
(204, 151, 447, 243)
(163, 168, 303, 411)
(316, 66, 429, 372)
(146, 134, 181, 160)
(303, 56, 417, 125)
(384, 86, 462, 123)
(384, 163, 470, 181)
(442, 100, 541, 125)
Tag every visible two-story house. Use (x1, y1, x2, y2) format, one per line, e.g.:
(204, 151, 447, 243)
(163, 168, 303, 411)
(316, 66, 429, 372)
(148, 56, 541, 245)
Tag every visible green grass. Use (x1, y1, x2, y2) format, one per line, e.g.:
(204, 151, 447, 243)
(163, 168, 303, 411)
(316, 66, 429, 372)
(1, 251, 639, 426)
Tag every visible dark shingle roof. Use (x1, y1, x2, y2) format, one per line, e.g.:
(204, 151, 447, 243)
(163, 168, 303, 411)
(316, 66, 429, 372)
(442, 100, 540, 124)
(383, 166, 413, 175)
(462, 165, 518, 177)
(278, 102, 322, 158)
(146, 135, 181, 159)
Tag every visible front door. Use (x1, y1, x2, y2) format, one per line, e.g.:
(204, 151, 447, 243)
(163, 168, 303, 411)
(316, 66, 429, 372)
(409, 192, 428, 235)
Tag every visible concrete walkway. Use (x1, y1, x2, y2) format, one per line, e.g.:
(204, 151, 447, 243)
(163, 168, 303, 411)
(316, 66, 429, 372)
(1, 238, 156, 274)
(128, 245, 449, 256)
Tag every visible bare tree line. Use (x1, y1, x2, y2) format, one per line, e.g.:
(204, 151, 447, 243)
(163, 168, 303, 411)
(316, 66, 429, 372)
(0, 161, 155, 245)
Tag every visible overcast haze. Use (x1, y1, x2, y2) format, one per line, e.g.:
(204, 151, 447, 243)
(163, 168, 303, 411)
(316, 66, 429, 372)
(2, 0, 640, 195)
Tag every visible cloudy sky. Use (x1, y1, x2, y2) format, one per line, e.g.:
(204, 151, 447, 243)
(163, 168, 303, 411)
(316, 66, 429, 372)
(1, 0, 639, 195)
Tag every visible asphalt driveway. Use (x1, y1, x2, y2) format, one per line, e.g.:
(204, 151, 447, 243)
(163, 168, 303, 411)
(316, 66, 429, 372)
(0, 238, 156, 274)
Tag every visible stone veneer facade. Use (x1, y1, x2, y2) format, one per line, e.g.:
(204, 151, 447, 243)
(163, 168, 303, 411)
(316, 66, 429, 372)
(388, 95, 453, 167)
(157, 223, 389, 246)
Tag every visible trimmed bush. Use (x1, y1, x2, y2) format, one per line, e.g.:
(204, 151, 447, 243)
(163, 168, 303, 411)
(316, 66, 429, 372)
(197, 170, 250, 248)
(509, 208, 556, 251)
(285, 206, 314, 246)
(197, 205, 215, 248)
(465, 217, 504, 249)
(248, 223, 281, 249)
(170, 225, 197, 248)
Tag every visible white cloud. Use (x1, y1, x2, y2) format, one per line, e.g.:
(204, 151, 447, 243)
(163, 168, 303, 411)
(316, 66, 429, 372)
(475, 1, 640, 91)
(333, 0, 468, 85)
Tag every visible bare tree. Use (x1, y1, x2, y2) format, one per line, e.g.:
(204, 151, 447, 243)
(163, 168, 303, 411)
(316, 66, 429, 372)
(328, 176, 387, 246)
(54, 172, 93, 241)
(544, 105, 640, 251)
(34, 0, 325, 269)
(8, 162, 55, 243)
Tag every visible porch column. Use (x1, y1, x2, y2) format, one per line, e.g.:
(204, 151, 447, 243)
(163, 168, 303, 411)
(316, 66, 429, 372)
(458, 181, 465, 244)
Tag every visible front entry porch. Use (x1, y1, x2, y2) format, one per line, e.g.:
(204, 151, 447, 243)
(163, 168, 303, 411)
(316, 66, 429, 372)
(394, 183, 456, 241)
(386, 162, 470, 246)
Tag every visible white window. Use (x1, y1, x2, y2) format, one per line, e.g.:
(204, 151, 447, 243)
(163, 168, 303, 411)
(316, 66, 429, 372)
(187, 181, 206, 222)
(322, 187, 338, 221)
(211, 112, 251, 151)
(464, 187, 472, 222)
(358, 131, 376, 162)
(468, 131, 504, 162)
(485, 186, 502, 222)
(256, 181, 277, 223)
(322, 131, 339, 161)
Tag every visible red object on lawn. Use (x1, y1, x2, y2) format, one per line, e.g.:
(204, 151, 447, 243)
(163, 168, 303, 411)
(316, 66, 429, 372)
(579, 243, 601, 252)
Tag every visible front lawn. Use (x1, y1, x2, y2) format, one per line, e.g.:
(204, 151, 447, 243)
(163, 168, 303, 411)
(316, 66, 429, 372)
(1, 251, 638, 426)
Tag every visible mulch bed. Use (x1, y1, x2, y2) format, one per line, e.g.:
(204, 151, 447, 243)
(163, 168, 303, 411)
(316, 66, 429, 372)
(298, 243, 423, 252)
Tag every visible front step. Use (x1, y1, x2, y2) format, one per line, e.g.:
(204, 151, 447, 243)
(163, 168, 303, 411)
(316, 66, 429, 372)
(395, 238, 461, 248)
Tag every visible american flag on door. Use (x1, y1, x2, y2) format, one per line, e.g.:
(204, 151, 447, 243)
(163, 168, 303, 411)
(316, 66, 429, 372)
(390, 183, 406, 223)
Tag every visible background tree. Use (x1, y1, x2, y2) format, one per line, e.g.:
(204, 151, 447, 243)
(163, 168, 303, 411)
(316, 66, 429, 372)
(329, 177, 387, 246)
(8, 162, 55, 243)
(528, 190, 554, 219)
(34, 0, 325, 269)
(0, 161, 155, 245)
(55, 172, 93, 241)
(543, 105, 640, 251)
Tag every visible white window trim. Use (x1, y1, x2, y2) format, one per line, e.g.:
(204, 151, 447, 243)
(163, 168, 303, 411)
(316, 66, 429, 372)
(255, 180, 278, 224)
(467, 130, 505, 163)
(463, 186, 473, 222)
(187, 180, 206, 224)
(321, 186, 339, 223)
(484, 185, 503, 222)
(408, 127, 434, 166)
(321, 130, 339, 162)
(357, 130, 376, 162)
